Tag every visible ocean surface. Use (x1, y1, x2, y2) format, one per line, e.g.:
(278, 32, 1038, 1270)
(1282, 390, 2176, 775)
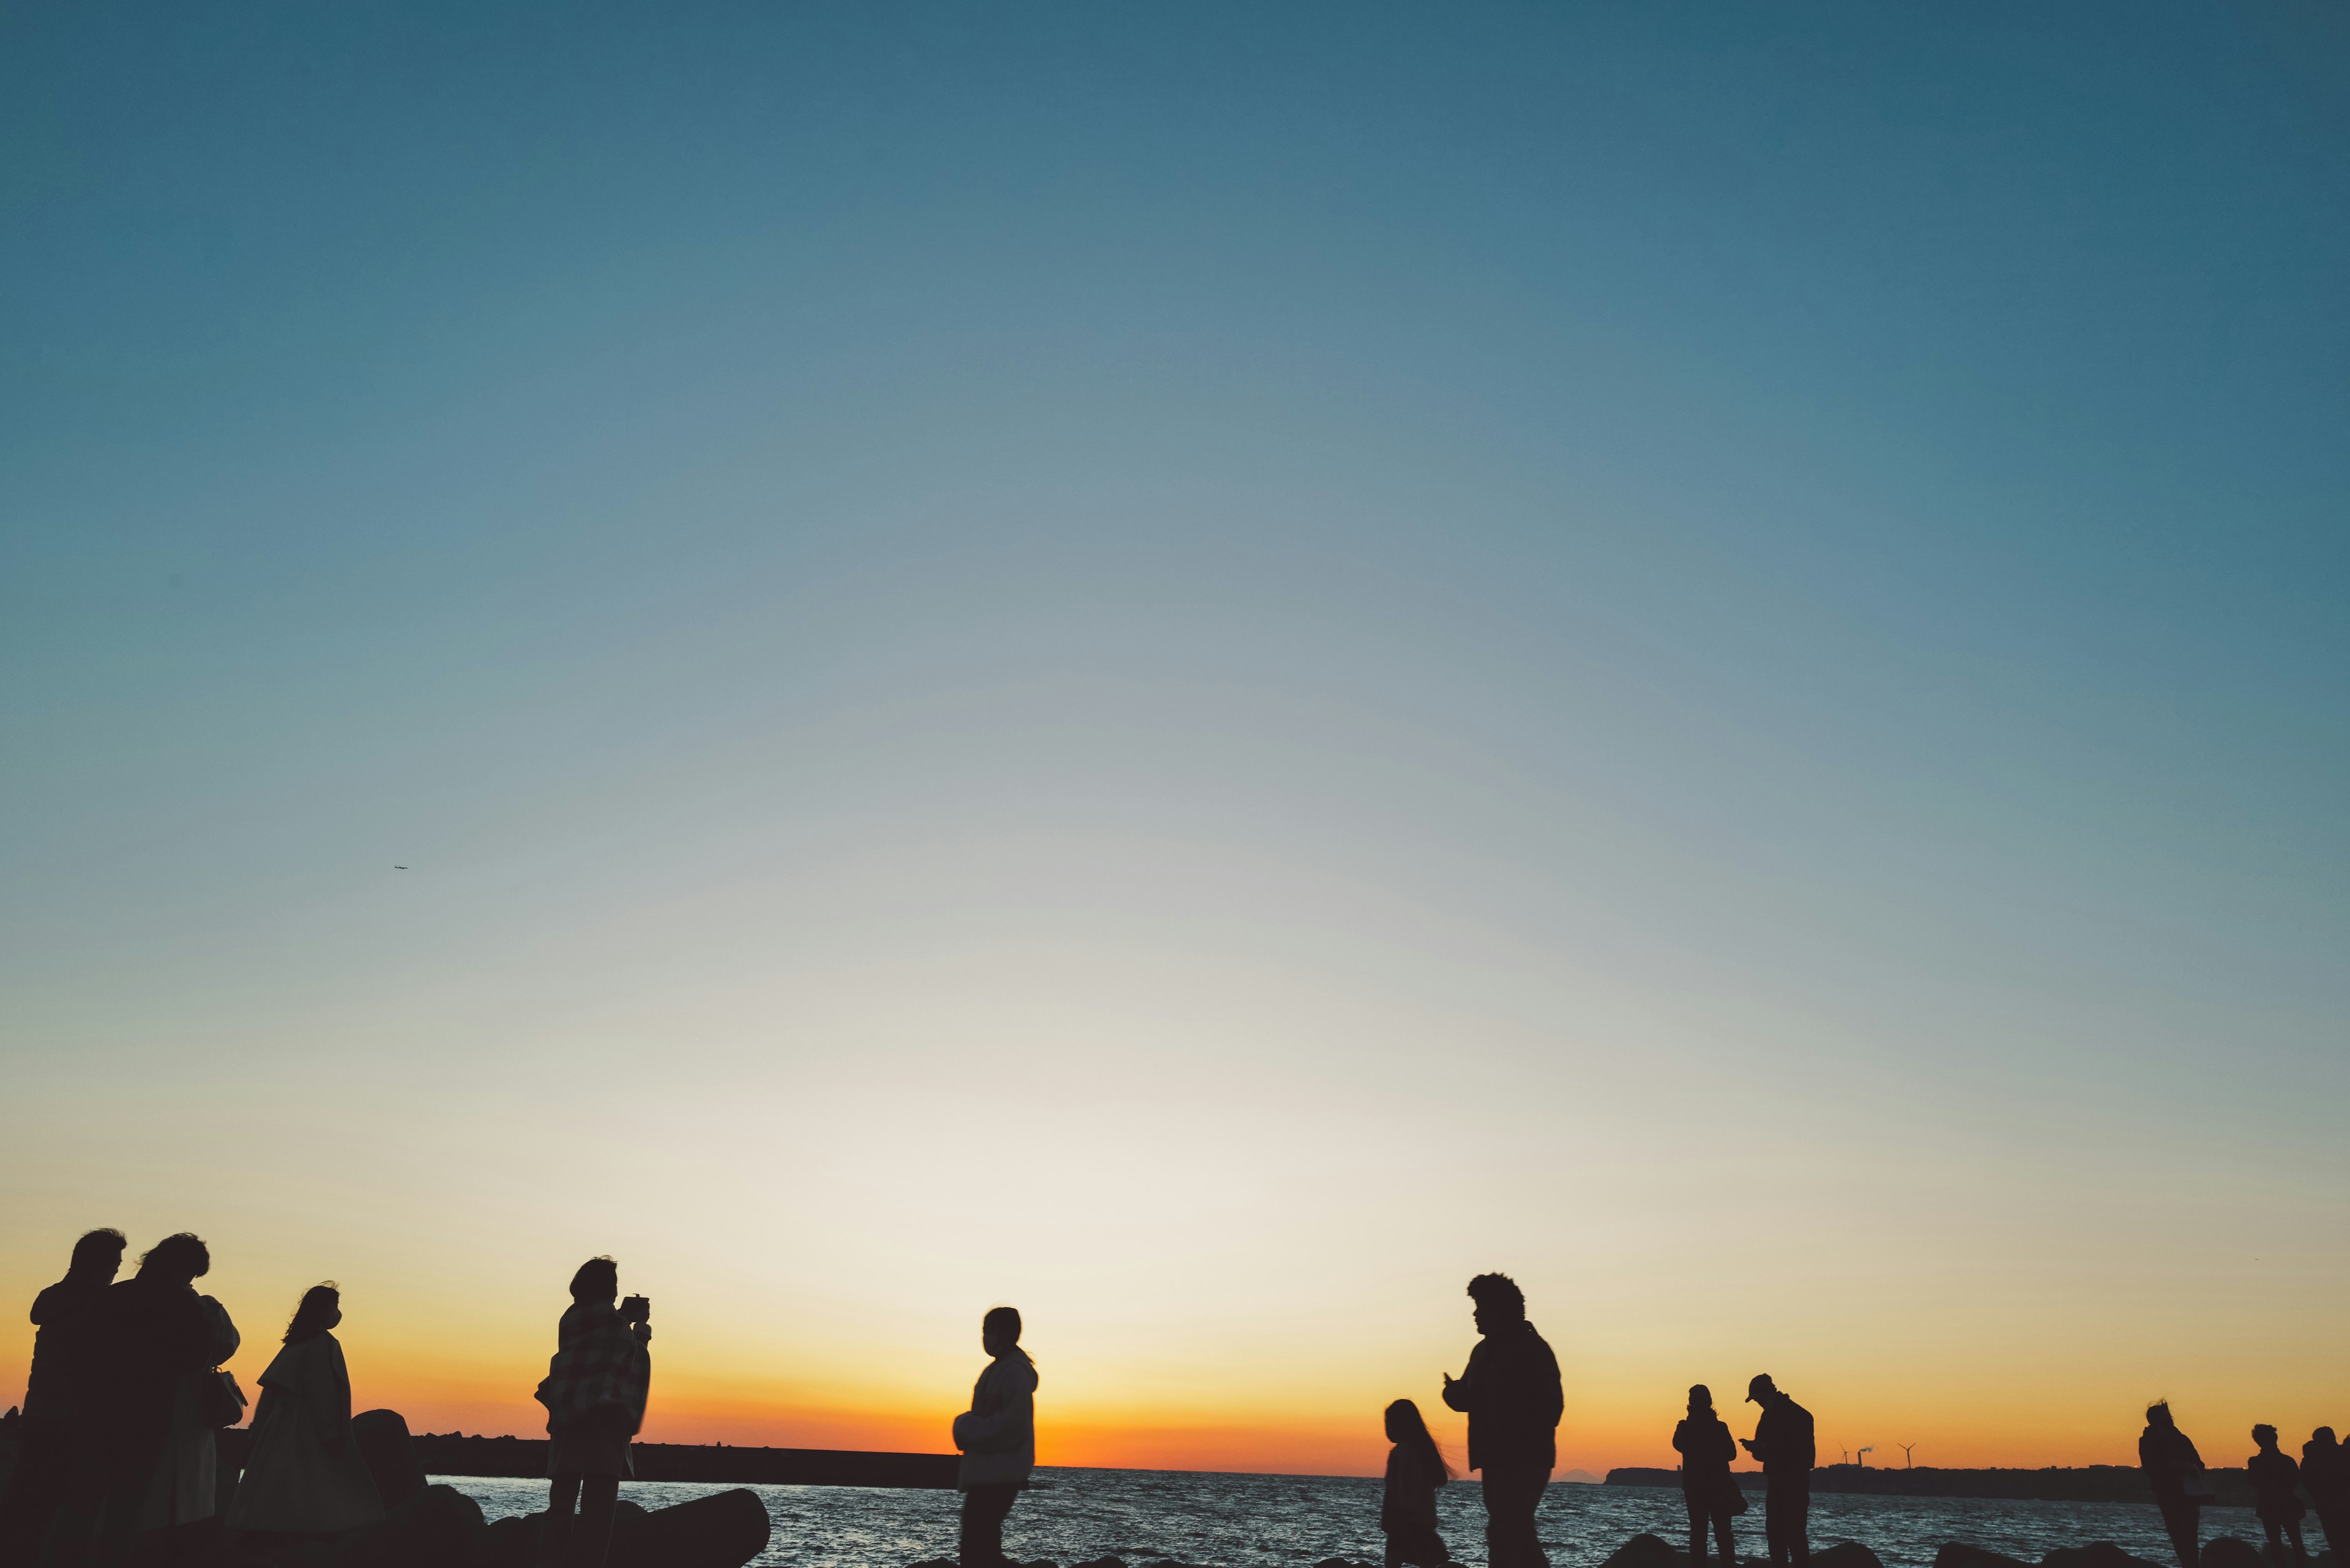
(435, 1470, 2270, 1568)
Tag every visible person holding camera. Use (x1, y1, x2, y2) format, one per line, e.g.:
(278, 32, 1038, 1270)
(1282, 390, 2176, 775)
(533, 1259, 651, 1568)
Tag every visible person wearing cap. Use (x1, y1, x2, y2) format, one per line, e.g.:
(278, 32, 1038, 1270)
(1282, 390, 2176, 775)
(1739, 1374, 1813, 1568)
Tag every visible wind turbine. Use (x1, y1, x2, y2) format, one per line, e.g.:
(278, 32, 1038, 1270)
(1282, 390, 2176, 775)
(1900, 1444, 1917, 1469)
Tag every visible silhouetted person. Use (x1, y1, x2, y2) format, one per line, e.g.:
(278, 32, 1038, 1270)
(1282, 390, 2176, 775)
(0, 1230, 123, 1568)
(84, 1234, 238, 1568)
(2302, 1428, 2349, 1561)
(225, 1285, 383, 1540)
(2139, 1402, 2211, 1568)
(951, 1307, 1036, 1568)
(1740, 1375, 1812, 1568)
(1380, 1398, 1453, 1568)
(533, 1259, 650, 1568)
(1674, 1384, 1740, 1568)
(1441, 1272, 1562, 1568)
(2248, 1425, 2309, 1567)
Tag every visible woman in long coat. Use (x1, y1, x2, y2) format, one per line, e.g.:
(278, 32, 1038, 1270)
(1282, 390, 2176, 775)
(226, 1285, 384, 1538)
(1673, 1384, 1742, 1568)
(534, 1258, 651, 1568)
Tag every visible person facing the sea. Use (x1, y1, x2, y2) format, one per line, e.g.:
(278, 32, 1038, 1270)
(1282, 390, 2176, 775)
(1379, 1398, 1452, 1568)
(2247, 1425, 2309, 1567)
(2303, 1428, 2349, 1561)
(1673, 1384, 1741, 1568)
(1739, 1374, 1813, 1568)
(1440, 1272, 1562, 1568)
(225, 1285, 383, 1540)
(0, 1229, 124, 1568)
(2138, 1401, 2211, 1568)
(534, 1258, 651, 1568)
(951, 1306, 1037, 1568)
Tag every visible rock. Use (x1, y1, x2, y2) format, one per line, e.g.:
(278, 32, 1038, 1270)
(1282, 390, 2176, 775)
(2044, 1545, 2168, 1568)
(1813, 1545, 1887, 1568)
(1074, 1559, 1129, 1568)
(2203, 1541, 2262, 1568)
(341, 1483, 488, 1568)
(638, 1490, 769, 1568)
(1939, 1545, 2032, 1568)
(350, 1411, 425, 1512)
(1603, 1534, 1689, 1568)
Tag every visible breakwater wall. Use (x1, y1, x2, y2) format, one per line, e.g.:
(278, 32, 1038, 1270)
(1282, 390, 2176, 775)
(1602, 1465, 2256, 1509)
(414, 1433, 958, 1488)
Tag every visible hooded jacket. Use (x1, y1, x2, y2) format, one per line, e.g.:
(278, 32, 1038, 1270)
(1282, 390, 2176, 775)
(952, 1350, 1038, 1490)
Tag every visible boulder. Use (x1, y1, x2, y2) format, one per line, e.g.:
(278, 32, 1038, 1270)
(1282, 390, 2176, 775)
(341, 1483, 488, 1568)
(640, 1488, 770, 1568)
(2044, 1545, 2168, 1568)
(2203, 1541, 2262, 1568)
(351, 1411, 425, 1512)
(1813, 1545, 1886, 1568)
(1938, 1545, 2032, 1568)
(1603, 1534, 1688, 1568)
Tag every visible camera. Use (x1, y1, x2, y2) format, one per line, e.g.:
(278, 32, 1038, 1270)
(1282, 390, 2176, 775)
(621, 1295, 651, 1324)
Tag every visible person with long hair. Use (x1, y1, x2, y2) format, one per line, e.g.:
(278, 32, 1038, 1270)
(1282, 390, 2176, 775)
(1380, 1399, 1452, 1568)
(1673, 1385, 1740, 1568)
(533, 1258, 651, 1568)
(84, 1233, 239, 1568)
(2139, 1402, 2210, 1568)
(0, 1230, 123, 1568)
(950, 1306, 1037, 1568)
(225, 1285, 382, 1540)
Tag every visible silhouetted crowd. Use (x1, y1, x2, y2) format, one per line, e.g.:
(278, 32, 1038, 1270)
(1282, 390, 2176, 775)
(4, 1239, 2343, 1568)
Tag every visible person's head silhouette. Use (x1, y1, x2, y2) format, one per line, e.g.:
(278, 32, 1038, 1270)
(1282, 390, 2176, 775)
(570, 1257, 617, 1304)
(1466, 1273, 1524, 1337)
(70, 1230, 126, 1282)
(1690, 1384, 1715, 1416)
(982, 1305, 1022, 1359)
(2147, 1402, 2176, 1430)
(283, 1284, 341, 1344)
(1747, 1374, 1779, 1407)
(1384, 1398, 1452, 1481)
(2253, 1424, 2280, 1453)
(2313, 1427, 2338, 1450)
(137, 1234, 209, 1288)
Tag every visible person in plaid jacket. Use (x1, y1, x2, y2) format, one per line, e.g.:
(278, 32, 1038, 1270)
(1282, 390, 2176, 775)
(534, 1258, 650, 1568)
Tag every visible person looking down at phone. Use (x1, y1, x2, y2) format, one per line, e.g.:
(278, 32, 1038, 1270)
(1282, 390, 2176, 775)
(534, 1258, 651, 1568)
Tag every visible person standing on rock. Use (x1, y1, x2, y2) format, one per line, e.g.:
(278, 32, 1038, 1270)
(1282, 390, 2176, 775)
(2302, 1428, 2349, 1561)
(1673, 1384, 1741, 1568)
(1441, 1272, 1562, 1568)
(951, 1306, 1037, 1568)
(2138, 1402, 2212, 1568)
(0, 1228, 123, 1568)
(225, 1285, 383, 1541)
(534, 1258, 651, 1568)
(2247, 1425, 2310, 1567)
(1739, 1375, 1812, 1568)
(1379, 1398, 1453, 1568)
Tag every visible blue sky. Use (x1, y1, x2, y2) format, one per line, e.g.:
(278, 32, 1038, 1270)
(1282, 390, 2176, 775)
(4, 3, 2346, 1467)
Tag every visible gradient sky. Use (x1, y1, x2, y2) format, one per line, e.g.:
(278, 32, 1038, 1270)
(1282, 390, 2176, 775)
(4, 3, 2348, 1479)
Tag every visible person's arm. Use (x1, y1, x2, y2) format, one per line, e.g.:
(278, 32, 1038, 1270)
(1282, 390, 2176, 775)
(957, 1365, 1034, 1451)
(1441, 1345, 1481, 1414)
(308, 1339, 351, 1455)
(1536, 1338, 1563, 1430)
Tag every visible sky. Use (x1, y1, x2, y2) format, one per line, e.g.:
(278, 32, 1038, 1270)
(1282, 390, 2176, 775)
(3, 2, 2347, 1479)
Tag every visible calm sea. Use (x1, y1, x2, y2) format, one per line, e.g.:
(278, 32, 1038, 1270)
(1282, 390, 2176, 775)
(436, 1470, 2270, 1568)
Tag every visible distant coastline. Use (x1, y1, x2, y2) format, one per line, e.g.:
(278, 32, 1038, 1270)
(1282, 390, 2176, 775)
(412, 1433, 957, 1488)
(1603, 1465, 2257, 1509)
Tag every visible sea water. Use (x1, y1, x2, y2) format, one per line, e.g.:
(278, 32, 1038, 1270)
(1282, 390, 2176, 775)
(436, 1469, 2268, 1568)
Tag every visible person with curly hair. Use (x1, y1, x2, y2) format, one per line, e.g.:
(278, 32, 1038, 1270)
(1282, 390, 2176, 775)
(1441, 1273, 1561, 1568)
